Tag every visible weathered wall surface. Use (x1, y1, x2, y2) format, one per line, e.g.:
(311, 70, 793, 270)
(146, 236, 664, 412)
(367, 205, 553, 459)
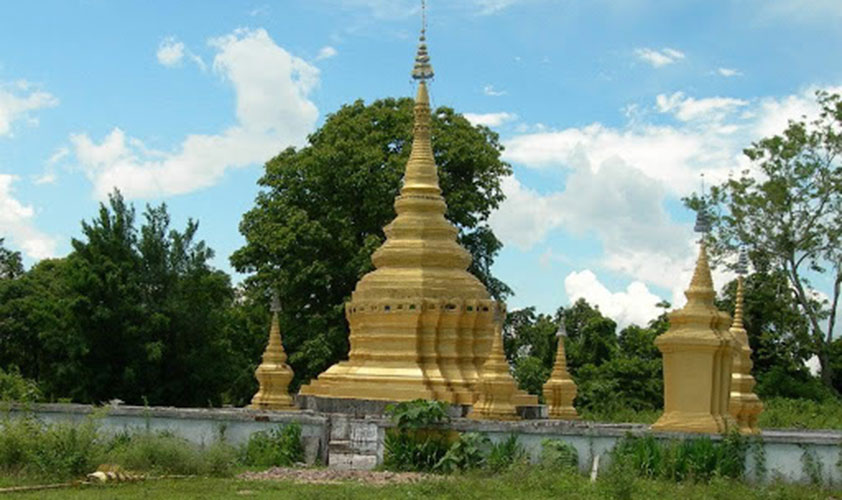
(5, 403, 841, 484)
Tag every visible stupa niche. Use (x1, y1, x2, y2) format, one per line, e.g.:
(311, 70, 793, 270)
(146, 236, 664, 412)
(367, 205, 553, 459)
(250, 294, 297, 410)
(298, 28, 500, 405)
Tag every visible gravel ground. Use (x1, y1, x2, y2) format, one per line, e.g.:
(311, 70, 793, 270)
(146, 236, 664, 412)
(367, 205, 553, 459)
(238, 467, 431, 485)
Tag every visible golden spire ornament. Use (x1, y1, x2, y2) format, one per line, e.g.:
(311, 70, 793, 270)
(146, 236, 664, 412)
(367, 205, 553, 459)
(651, 201, 736, 433)
(469, 308, 537, 421)
(299, 3, 501, 405)
(250, 293, 297, 410)
(729, 247, 763, 434)
(542, 314, 579, 420)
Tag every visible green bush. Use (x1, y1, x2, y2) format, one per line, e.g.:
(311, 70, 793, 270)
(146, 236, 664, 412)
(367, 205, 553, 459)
(435, 432, 489, 473)
(0, 367, 41, 402)
(487, 434, 527, 472)
(539, 439, 579, 470)
(609, 432, 747, 483)
(385, 399, 449, 429)
(0, 415, 101, 479)
(755, 366, 836, 402)
(382, 399, 451, 472)
(240, 422, 304, 468)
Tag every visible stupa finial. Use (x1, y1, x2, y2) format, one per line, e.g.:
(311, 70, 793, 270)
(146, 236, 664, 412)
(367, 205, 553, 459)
(411, 0, 434, 81)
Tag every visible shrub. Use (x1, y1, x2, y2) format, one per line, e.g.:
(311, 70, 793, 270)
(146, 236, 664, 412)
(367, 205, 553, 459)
(0, 415, 101, 479)
(435, 432, 489, 473)
(487, 434, 527, 472)
(609, 432, 747, 483)
(383, 400, 451, 472)
(0, 367, 41, 402)
(240, 422, 304, 468)
(539, 439, 579, 470)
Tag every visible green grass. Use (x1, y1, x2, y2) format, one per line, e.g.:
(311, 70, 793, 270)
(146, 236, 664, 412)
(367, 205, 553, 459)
(578, 397, 842, 430)
(758, 397, 842, 430)
(2, 467, 840, 499)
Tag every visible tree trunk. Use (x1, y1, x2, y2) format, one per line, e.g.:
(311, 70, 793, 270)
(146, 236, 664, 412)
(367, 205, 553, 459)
(819, 349, 834, 388)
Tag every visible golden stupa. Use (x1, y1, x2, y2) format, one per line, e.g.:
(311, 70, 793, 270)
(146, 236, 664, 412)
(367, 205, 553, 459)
(299, 27, 500, 405)
(728, 249, 763, 434)
(542, 317, 579, 420)
(652, 206, 736, 433)
(469, 309, 538, 420)
(250, 293, 297, 410)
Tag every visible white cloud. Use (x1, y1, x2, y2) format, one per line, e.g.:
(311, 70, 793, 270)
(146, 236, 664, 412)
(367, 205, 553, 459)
(464, 112, 517, 127)
(492, 85, 840, 324)
(656, 91, 748, 122)
(156, 37, 185, 66)
(74, 28, 319, 200)
(717, 67, 741, 77)
(483, 84, 506, 96)
(316, 45, 338, 61)
(564, 270, 663, 328)
(473, 0, 522, 15)
(634, 47, 685, 68)
(0, 175, 57, 259)
(0, 81, 59, 137)
(156, 36, 206, 71)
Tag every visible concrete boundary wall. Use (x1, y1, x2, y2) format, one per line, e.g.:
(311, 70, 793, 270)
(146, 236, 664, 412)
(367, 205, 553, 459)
(4, 404, 841, 484)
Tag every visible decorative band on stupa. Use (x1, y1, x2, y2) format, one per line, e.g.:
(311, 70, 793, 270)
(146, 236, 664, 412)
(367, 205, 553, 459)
(250, 293, 297, 410)
(299, 9, 499, 405)
(729, 247, 763, 434)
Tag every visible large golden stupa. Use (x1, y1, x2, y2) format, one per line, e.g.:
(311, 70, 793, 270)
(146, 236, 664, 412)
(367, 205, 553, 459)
(298, 29, 501, 405)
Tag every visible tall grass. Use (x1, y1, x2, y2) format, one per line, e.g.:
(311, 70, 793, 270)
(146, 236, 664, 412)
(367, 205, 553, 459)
(0, 415, 304, 481)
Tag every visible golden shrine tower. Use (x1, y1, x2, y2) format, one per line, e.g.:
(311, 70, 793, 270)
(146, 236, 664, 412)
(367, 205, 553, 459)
(728, 248, 763, 434)
(250, 293, 297, 410)
(542, 315, 579, 420)
(652, 205, 737, 433)
(299, 19, 501, 405)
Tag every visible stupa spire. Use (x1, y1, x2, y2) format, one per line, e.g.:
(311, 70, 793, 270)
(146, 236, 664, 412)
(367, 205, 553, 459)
(542, 313, 579, 420)
(729, 246, 763, 434)
(298, 3, 535, 409)
(249, 292, 297, 410)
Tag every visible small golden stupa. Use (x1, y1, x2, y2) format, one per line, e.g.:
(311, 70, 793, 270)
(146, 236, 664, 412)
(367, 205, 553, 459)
(299, 21, 500, 405)
(542, 315, 579, 420)
(652, 206, 736, 433)
(250, 293, 297, 410)
(728, 248, 763, 434)
(469, 309, 538, 421)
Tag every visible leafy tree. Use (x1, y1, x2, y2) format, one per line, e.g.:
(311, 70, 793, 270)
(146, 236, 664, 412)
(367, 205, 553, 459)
(44, 191, 240, 405)
(0, 238, 24, 280)
(231, 97, 513, 386)
(693, 91, 842, 387)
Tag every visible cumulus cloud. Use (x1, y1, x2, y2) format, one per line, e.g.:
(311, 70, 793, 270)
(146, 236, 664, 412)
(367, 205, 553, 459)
(564, 270, 663, 328)
(491, 85, 839, 323)
(655, 91, 748, 122)
(0, 81, 59, 137)
(464, 112, 517, 127)
(635, 47, 685, 68)
(315, 45, 338, 60)
(0, 175, 57, 259)
(74, 28, 319, 200)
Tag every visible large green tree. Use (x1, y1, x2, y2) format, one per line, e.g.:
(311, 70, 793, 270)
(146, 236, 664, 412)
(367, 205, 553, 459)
(231, 97, 513, 386)
(695, 91, 842, 388)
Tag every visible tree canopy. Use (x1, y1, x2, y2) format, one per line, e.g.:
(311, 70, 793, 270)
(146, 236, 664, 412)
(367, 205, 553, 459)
(231, 96, 513, 386)
(693, 91, 842, 387)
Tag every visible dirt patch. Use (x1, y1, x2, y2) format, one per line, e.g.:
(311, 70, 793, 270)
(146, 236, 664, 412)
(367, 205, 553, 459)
(238, 467, 432, 485)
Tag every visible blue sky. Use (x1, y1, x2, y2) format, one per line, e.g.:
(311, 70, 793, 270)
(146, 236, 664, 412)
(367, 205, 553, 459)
(1, 0, 841, 328)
